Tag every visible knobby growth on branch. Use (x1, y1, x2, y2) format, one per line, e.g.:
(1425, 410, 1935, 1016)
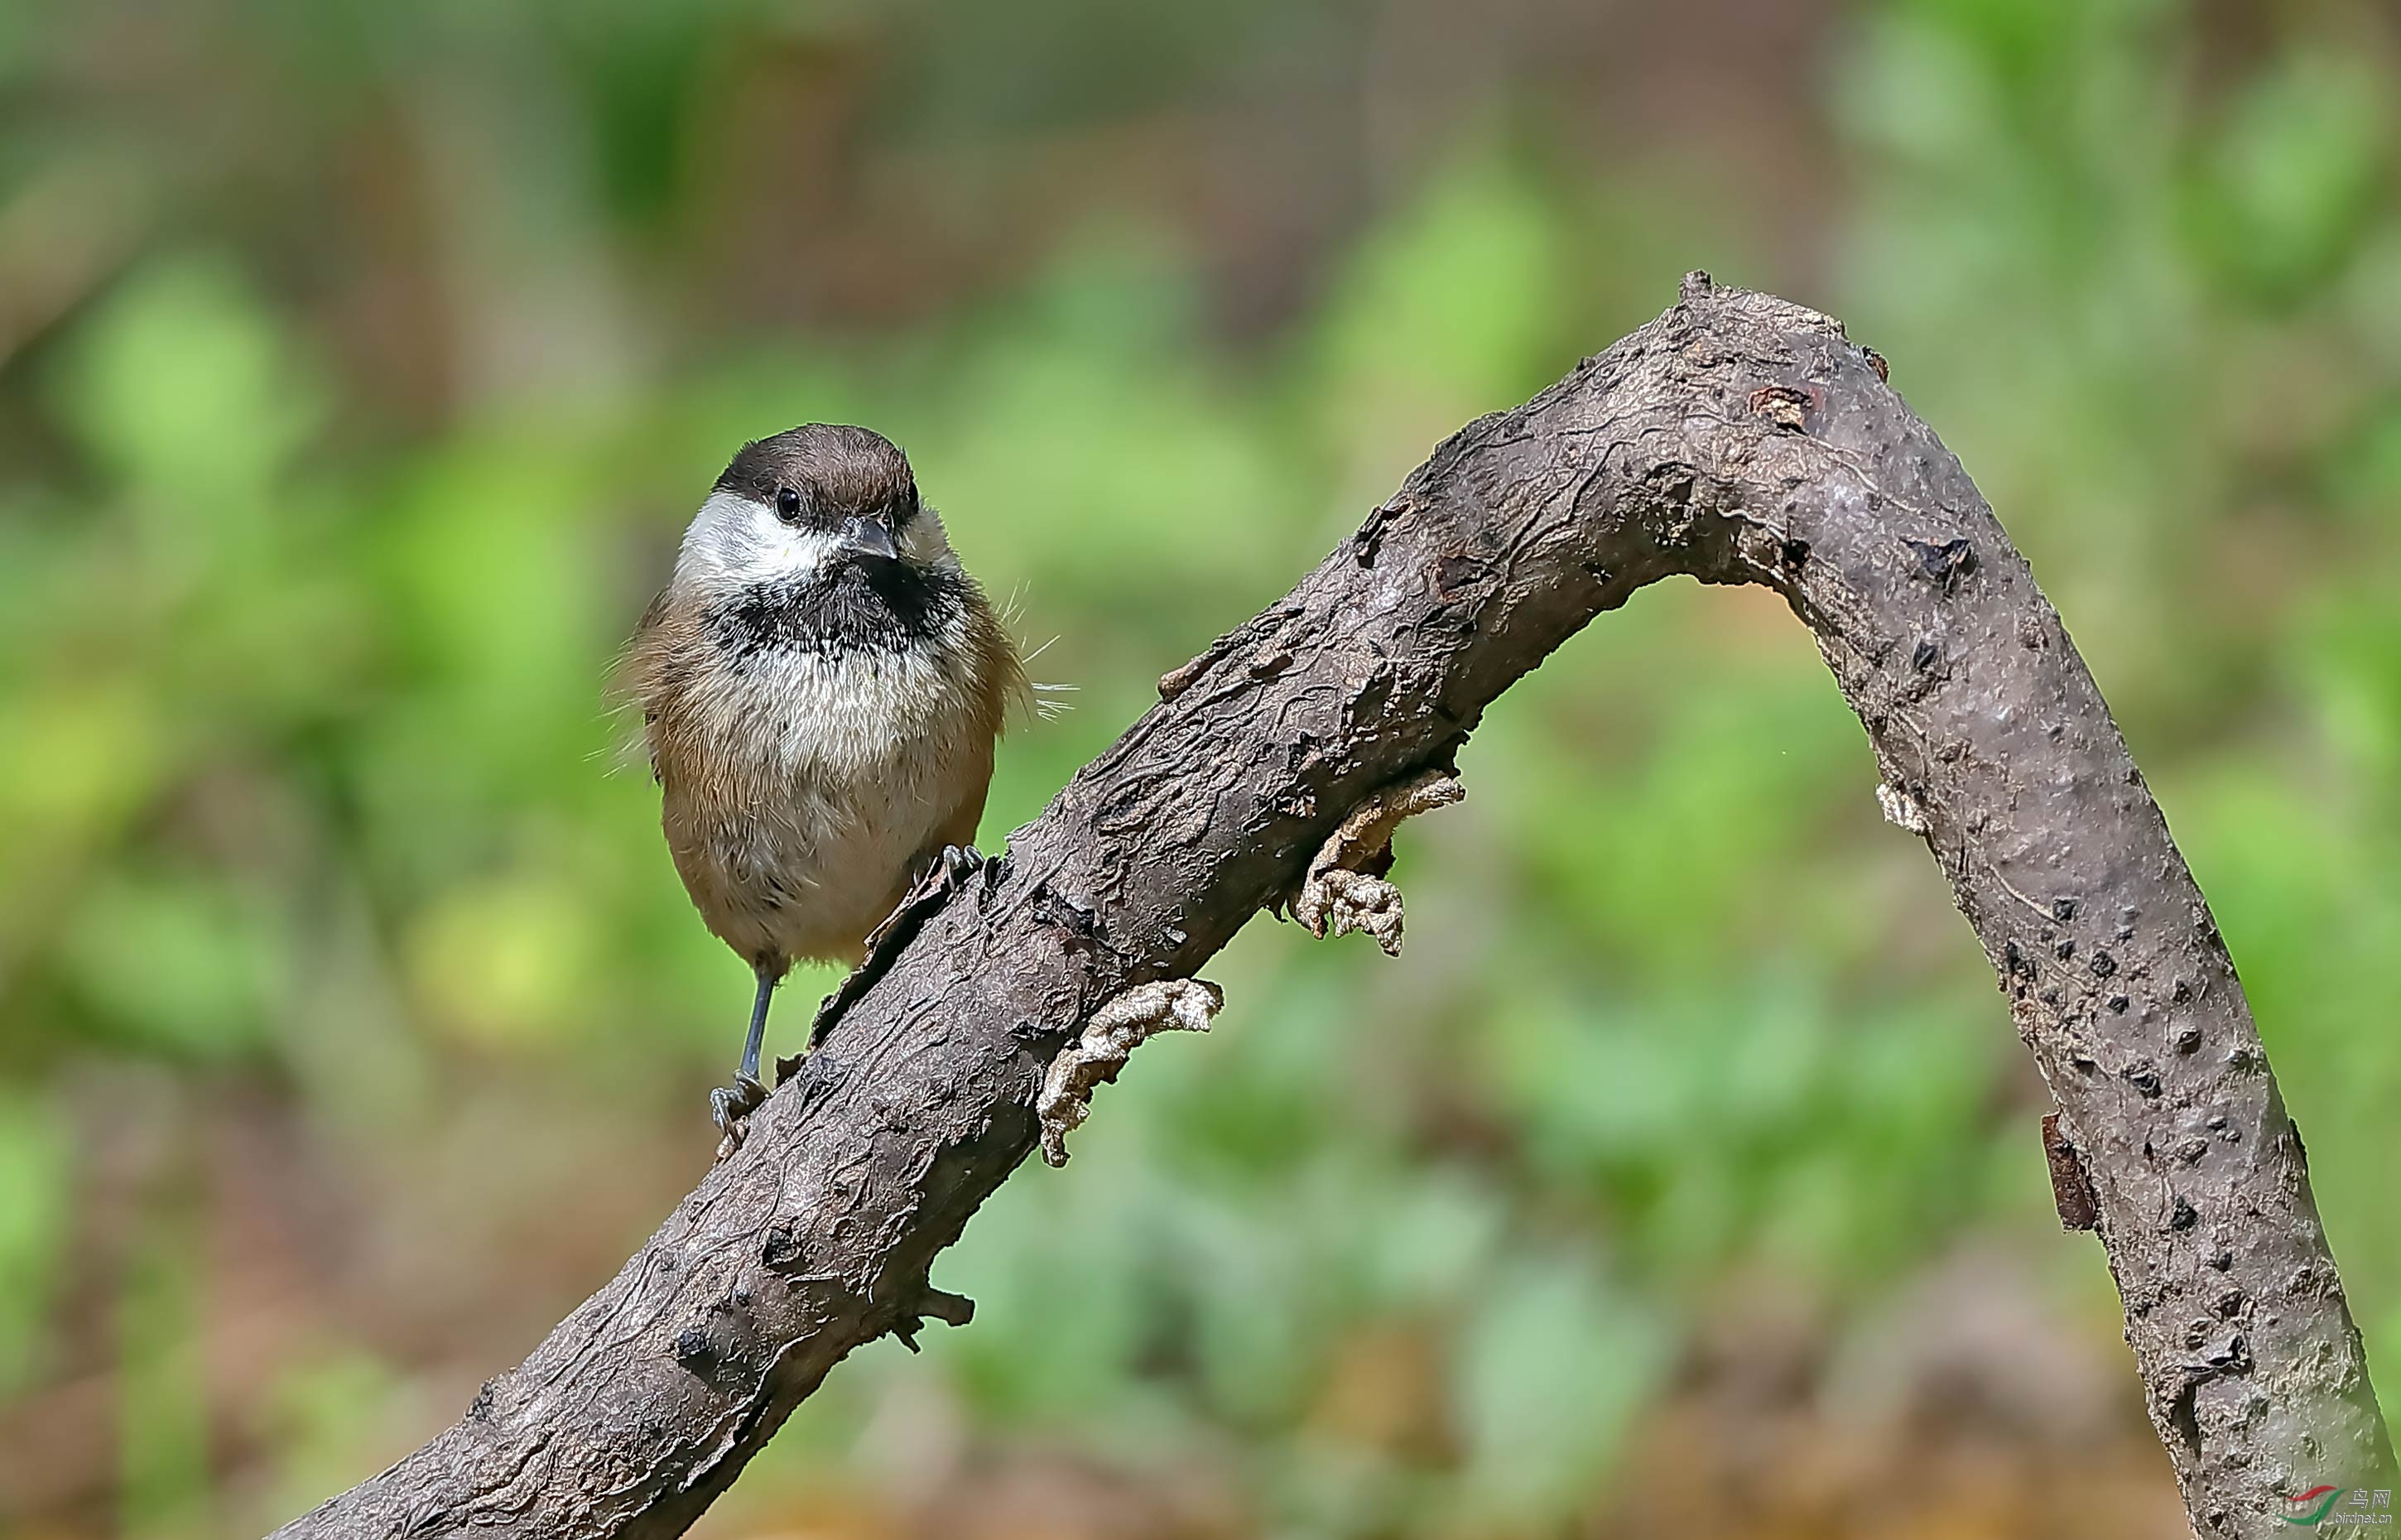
(273, 277, 2394, 1540)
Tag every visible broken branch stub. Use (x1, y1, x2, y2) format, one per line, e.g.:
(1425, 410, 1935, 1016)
(1037, 978, 1224, 1166)
(270, 278, 2390, 1540)
(1288, 768, 1465, 955)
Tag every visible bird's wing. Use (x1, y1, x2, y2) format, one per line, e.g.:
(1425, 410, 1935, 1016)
(613, 590, 676, 783)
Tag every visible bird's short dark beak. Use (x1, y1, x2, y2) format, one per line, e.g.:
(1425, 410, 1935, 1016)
(842, 516, 900, 563)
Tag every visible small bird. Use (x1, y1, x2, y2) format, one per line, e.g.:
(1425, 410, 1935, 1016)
(624, 425, 1021, 1152)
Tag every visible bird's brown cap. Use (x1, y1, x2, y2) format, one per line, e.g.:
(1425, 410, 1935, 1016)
(713, 424, 918, 524)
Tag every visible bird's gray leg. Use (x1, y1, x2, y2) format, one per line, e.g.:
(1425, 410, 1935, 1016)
(710, 962, 777, 1159)
(738, 960, 776, 1085)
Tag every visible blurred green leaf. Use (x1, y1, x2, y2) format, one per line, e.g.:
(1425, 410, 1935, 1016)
(1452, 1254, 1667, 1523)
(59, 866, 283, 1060)
(0, 1093, 70, 1397)
(2179, 55, 2391, 309)
(51, 255, 323, 506)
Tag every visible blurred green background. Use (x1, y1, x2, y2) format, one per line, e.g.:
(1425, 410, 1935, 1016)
(3, 1, 2400, 1537)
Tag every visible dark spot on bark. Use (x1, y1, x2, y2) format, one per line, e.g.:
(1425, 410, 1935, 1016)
(1354, 501, 1398, 567)
(2171, 1196, 2199, 1230)
(2166, 1379, 2202, 1454)
(2052, 898, 2080, 922)
(2090, 950, 2117, 979)
(2209, 1249, 2235, 1271)
(2109, 994, 2130, 1014)
(1911, 638, 1939, 671)
(2216, 1290, 2246, 1318)
(673, 1327, 715, 1368)
(2122, 1064, 2162, 1098)
(762, 1225, 804, 1268)
(2173, 1025, 2203, 1053)
(1904, 537, 1976, 594)
(469, 1380, 498, 1420)
(1029, 883, 1104, 954)
(1779, 537, 1811, 570)
(2043, 1113, 2098, 1230)
(2054, 939, 2075, 960)
(2172, 979, 2193, 1003)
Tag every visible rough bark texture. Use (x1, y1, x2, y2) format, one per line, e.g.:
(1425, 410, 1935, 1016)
(272, 277, 2394, 1540)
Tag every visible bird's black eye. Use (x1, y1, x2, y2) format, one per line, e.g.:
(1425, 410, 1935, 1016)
(775, 486, 802, 522)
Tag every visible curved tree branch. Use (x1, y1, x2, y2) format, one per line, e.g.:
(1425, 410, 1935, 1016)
(272, 277, 2394, 1540)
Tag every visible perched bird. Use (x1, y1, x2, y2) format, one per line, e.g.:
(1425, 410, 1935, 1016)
(624, 425, 1021, 1152)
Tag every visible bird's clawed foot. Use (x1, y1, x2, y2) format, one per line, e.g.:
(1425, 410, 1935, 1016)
(710, 1074, 767, 1162)
(936, 841, 983, 886)
(910, 842, 987, 916)
(863, 843, 985, 958)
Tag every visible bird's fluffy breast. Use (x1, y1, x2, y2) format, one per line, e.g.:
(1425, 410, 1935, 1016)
(681, 603, 986, 782)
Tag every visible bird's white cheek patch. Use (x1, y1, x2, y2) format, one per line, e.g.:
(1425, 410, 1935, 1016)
(678, 491, 844, 590)
(758, 529, 844, 582)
